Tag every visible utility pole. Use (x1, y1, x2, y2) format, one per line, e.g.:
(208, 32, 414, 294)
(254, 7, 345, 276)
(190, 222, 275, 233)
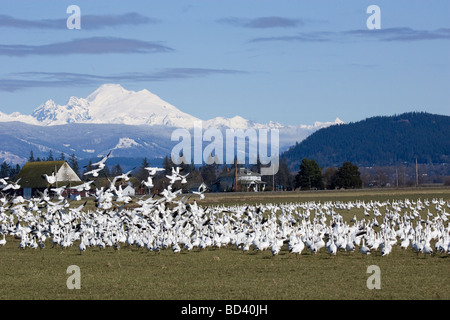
(272, 164, 275, 191)
(396, 167, 398, 188)
(234, 157, 238, 192)
(415, 157, 418, 187)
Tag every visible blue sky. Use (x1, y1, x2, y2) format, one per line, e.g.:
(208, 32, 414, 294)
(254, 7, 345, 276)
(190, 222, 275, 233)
(0, 0, 449, 125)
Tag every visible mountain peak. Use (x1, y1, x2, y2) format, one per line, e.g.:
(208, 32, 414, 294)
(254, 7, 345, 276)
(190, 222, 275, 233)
(0, 83, 342, 134)
(86, 83, 131, 102)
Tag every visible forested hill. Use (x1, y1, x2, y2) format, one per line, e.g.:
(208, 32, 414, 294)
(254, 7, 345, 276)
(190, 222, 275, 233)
(282, 112, 450, 171)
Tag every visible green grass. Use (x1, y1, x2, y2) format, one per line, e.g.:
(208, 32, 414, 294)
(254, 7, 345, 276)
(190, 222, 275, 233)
(0, 237, 448, 300)
(0, 187, 449, 300)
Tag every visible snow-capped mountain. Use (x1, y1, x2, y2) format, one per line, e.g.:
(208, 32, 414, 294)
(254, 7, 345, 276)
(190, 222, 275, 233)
(0, 84, 344, 165)
(0, 83, 343, 130)
(27, 84, 201, 128)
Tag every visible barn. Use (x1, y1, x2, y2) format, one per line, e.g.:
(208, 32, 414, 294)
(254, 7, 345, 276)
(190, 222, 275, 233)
(91, 177, 139, 196)
(16, 161, 82, 198)
(210, 167, 266, 192)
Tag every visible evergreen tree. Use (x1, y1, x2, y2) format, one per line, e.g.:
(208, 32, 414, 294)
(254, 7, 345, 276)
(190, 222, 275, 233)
(99, 165, 111, 178)
(82, 160, 94, 180)
(295, 158, 323, 190)
(323, 167, 338, 189)
(14, 164, 21, 178)
(134, 157, 150, 182)
(274, 158, 294, 190)
(163, 155, 174, 174)
(68, 153, 80, 177)
(29, 150, 35, 162)
(142, 157, 150, 168)
(0, 162, 11, 178)
(59, 152, 66, 161)
(335, 161, 362, 189)
(201, 163, 217, 186)
(47, 150, 54, 161)
(182, 168, 204, 193)
(111, 164, 123, 176)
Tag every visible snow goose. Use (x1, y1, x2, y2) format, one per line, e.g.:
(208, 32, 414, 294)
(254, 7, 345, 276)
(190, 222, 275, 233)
(79, 237, 87, 253)
(83, 167, 102, 177)
(91, 151, 111, 169)
(142, 176, 154, 188)
(360, 238, 371, 255)
(380, 239, 392, 256)
(289, 239, 305, 257)
(270, 240, 282, 256)
(2, 178, 22, 191)
(422, 239, 434, 256)
(327, 237, 337, 255)
(42, 172, 57, 185)
(145, 167, 164, 176)
(0, 233, 6, 246)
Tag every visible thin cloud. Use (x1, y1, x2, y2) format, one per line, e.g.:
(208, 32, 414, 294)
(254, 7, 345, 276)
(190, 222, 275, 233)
(249, 28, 450, 43)
(218, 16, 304, 29)
(345, 27, 450, 41)
(150, 68, 248, 80)
(0, 37, 173, 56)
(0, 68, 248, 92)
(0, 13, 158, 30)
(250, 32, 331, 43)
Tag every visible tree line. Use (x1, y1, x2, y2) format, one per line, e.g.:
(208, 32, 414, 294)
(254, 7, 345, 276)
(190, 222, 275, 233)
(294, 159, 362, 190)
(28, 150, 81, 177)
(283, 112, 450, 170)
(7, 150, 442, 192)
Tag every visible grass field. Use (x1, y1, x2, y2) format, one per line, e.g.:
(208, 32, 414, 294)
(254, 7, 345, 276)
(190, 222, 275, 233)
(0, 187, 449, 300)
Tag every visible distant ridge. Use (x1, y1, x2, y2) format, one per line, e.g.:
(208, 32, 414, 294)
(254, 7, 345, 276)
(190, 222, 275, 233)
(281, 112, 450, 171)
(0, 84, 342, 164)
(0, 83, 342, 131)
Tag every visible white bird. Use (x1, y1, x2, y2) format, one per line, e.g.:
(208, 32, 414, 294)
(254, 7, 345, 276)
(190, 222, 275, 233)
(0, 234, 6, 246)
(91, 151, 111, 169)
(142, 176, 154, 188)
(193, 192, 205, 200)
(50, 186, 67, 199)
(70, 181, 94, 192)
(145, 167, 164, 176)
(79, 238, 87, 253)
(166, 173, 181, 184)
(289, 239, 305, 256)
(114, 169, 134, 182)
(360, 238, 371, 255)
(400, 237, 410, 249)
(345, 235, 356, 252)
(270, 241, 282, 256)
(380, 240, 392, 256)
(172, 242, 181, 253)
(43, 172, 57, 184)
(422, 240, 434, 256)
(83, 167, 102, 177)
(327, 237, 337, 255)
(2, 178, 22, 191)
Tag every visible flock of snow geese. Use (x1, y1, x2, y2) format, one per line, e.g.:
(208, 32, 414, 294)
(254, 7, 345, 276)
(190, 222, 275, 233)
(0, 156, 450, 258)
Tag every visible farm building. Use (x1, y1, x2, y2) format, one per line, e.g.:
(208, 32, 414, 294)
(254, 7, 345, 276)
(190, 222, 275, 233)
(92, 177, 139, 196)
(16, 161, 82, 198)
(189, 182, 208, 193)
(210, 167, 266, 192)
